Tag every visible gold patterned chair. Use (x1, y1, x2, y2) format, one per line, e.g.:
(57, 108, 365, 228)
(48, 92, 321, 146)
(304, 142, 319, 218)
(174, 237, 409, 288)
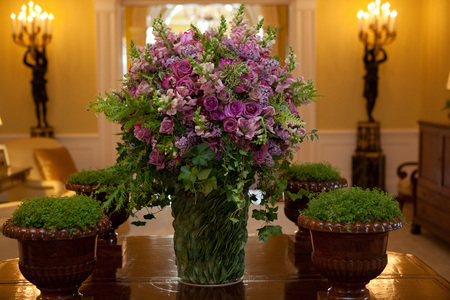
(3, 137, 77, 202)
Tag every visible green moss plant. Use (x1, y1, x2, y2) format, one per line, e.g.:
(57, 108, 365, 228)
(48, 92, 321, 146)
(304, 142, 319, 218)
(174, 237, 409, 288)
(301, 187, 405, 224)
(67, 168, 123, 186)
(11, 195, 103, 230)
(281, 162, 342, 182)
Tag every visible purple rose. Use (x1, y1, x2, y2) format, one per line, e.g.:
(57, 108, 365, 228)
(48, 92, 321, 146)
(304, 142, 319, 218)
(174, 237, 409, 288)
(263, 106, 275, 116)
(203, 96, 219, 111)
(176, 75, 194, 96)
(224, 101, 243, 117)
(217, 88, 231, 103)
(170, 60, 192, 78)
(134, 125, 152, 145)
(159, 117, 174, 135)
(242, 101, 262, 119)
(233, 76, 250, 94)
(210, 110, 225, 120)
(223, 117, 239, 133)
(249, 87, 262, 101)
(149, 149, 165, 170)
(253, 144, 269, 165)
(180, 31, 195, 45)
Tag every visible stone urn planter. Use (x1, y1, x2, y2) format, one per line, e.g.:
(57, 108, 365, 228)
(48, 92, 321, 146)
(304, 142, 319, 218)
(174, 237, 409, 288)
(2, 195, 112, 300)
(282, 162, 347, 254)
(66, 168, 129, 244)
(298, 187, 404, 300)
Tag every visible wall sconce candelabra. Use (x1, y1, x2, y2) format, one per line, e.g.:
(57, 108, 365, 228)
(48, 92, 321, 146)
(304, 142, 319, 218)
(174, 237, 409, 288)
(11, 2, 54, 137)
(357, 0, 397, 122)
(352, 1, 397, 191)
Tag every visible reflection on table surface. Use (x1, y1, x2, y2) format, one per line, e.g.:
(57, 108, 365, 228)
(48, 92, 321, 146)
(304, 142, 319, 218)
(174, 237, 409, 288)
(0, 235, 449, 300)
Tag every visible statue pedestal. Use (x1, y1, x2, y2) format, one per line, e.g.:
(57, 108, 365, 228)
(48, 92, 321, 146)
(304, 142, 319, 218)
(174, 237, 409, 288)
(351, 121, 385, 190)
(30, 126, 54, 138)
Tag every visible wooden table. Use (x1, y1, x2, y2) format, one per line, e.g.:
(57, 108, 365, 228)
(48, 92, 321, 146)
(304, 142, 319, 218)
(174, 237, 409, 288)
(0, 235, 449, 299)
(0, 167, 31, 193)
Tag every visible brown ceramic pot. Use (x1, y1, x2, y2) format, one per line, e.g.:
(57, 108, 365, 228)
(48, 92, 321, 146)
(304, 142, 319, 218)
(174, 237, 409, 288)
(298, 215, 403, 300)
(66, 182, 130, 244)
(2, 215, 112, 300)
(284, 178, 347, 252)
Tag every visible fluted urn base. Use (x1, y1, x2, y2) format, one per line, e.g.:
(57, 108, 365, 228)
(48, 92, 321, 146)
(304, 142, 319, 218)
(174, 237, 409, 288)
(298, 215, 402, 300)
(2, 216, 112, 300)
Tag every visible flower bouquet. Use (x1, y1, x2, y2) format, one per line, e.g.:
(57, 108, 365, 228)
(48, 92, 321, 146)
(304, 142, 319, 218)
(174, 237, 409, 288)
(89, 4, 318, 285)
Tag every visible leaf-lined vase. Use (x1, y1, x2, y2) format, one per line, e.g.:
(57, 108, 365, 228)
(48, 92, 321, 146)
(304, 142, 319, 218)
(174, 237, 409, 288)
(171, 186, 249, 285)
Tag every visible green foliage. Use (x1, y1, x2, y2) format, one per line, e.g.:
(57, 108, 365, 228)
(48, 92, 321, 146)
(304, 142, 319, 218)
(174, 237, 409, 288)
(301, 187, 405, 224)
(66, 168, 123, 186)
(281, 162, 342, 182)
(11, 195, 103, 230)
(441, 99, 450, 111)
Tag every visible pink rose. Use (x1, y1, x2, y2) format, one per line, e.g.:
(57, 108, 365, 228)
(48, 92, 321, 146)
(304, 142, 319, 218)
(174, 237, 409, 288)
(149, 149, 165, 170)
(249, 87, 262, 101)
(176, 75, 194, 96)
(159, 117, 174, 134)
(134, 125, 152, 145)
(217, 88, 231, 103)
(223, 117, 238, 133)
(263, 106, 275, 116)
(170, 60, 192, 78)
(253, 144, 269, 165)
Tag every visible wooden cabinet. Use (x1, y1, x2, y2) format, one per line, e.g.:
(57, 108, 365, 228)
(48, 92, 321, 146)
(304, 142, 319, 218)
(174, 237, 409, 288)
(415, 121, 450, 244)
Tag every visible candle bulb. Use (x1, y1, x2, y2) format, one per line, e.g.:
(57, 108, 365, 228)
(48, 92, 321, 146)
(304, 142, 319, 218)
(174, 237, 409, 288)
(31, 11, 37, 34)
(18, 12, 25, 34)
(27, 15, 32, 34)
(11, 13, 16, 35)
(357, 10, 364, 32)
(41, 12, 48, 35)
(390, 10, 397, 31)
(48, 13, 54, 35)
(35, 5, 41, 31)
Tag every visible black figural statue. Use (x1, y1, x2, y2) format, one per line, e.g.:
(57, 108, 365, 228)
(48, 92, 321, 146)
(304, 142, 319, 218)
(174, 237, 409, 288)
(24, 47, 50, 128)
(363, 46, 387, 122)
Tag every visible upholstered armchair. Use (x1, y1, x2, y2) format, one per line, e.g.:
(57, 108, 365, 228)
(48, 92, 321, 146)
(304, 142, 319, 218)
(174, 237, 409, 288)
(396, 162, 419, 212)
(3, 138, 77, 202)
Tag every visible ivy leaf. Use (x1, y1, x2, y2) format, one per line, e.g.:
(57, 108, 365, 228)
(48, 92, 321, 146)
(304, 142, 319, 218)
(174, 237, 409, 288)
(286, 189, 311, 201)
(203, 176, 217, 196)
(143, 213, 155, 220)
(131, 221, 146, 226)
(252, 209, 266, 221)
(197, 168, 212, 181)
(257, 225, 282, 243)
(191, 143, 216, 166)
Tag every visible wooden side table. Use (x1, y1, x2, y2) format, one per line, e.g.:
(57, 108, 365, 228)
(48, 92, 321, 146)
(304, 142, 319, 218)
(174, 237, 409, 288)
(0, 167, 31, 193)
